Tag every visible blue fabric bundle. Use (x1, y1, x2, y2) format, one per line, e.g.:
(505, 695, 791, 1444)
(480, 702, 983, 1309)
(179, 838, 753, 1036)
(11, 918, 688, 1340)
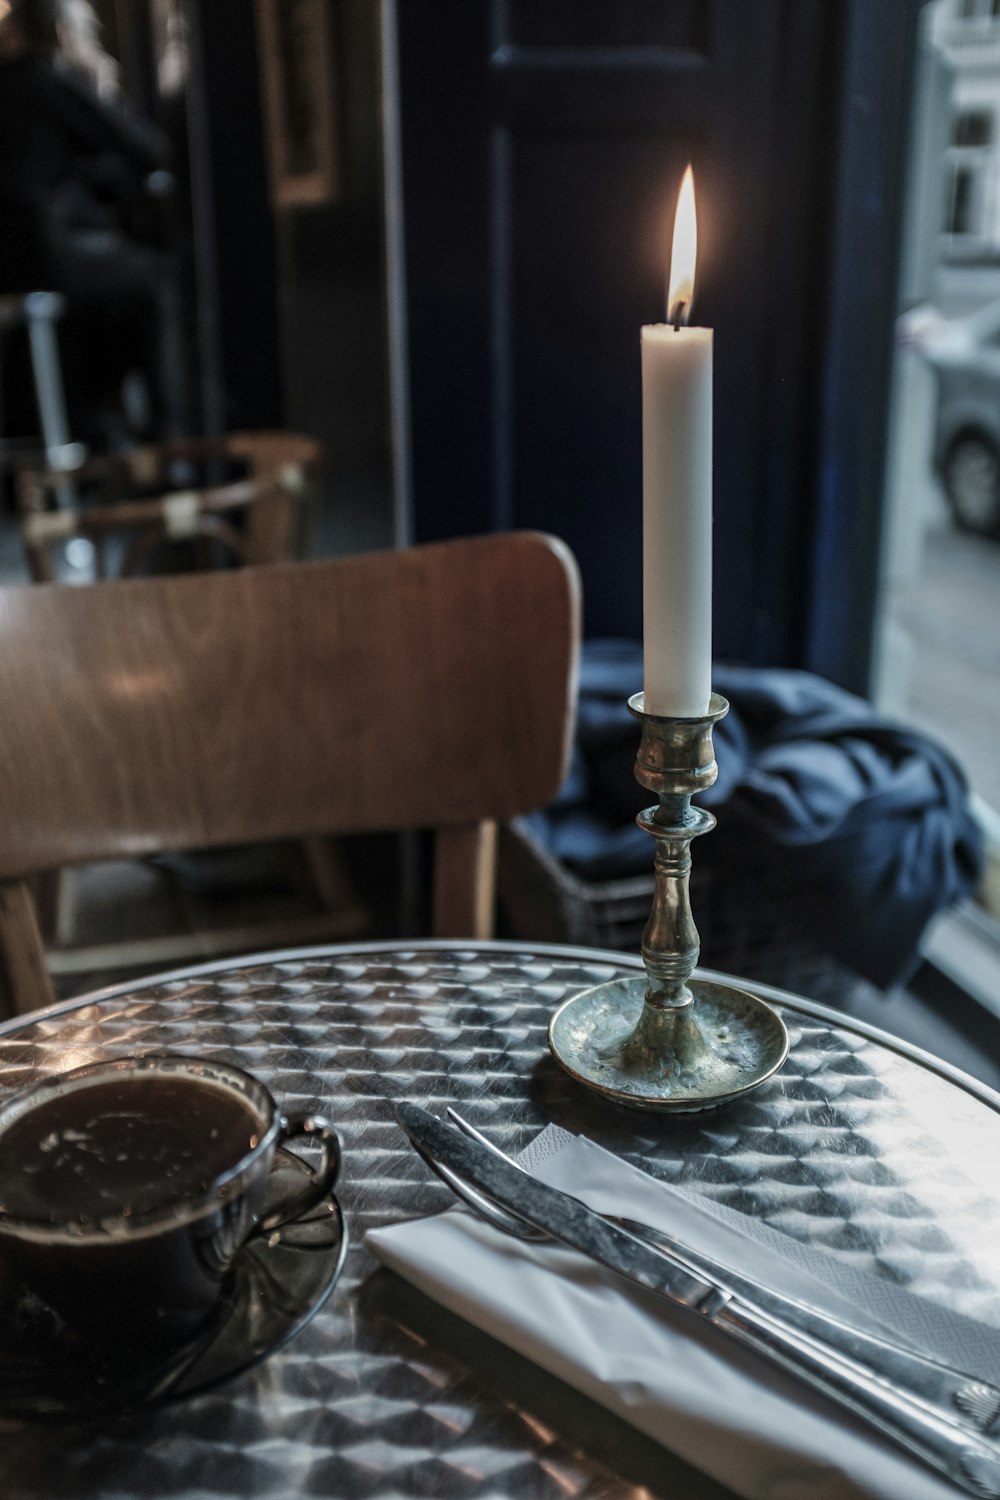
(526, 640, 984, 988)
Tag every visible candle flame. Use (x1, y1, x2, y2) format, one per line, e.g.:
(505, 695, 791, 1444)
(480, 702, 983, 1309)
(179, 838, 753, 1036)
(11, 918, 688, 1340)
(667, 165, 697, 326)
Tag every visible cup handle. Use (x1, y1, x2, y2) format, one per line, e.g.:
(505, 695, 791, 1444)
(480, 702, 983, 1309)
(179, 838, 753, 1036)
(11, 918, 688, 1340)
(256, 1113, 342, 1233)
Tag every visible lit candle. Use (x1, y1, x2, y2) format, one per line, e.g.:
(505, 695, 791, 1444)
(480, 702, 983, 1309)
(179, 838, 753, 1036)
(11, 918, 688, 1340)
(641, 165, 713, 717)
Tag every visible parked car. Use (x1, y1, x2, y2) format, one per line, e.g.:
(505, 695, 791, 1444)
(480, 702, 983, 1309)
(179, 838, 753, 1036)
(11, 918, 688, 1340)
(901, 298, 1000, 537)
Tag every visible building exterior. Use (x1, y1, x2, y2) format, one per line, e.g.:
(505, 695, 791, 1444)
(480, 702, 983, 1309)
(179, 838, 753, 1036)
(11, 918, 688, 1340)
(934, 0, 1000, 260)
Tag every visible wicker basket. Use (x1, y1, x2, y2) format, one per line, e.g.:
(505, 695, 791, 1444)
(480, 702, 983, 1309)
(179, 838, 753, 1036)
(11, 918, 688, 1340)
(497, 817, 856, 999)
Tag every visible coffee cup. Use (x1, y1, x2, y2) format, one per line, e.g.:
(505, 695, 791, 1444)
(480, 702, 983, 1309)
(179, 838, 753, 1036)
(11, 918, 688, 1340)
(0, 1054, 341, 1350)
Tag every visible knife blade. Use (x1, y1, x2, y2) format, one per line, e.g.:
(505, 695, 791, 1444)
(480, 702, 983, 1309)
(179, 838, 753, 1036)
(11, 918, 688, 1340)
(395, 1102, 1000, 1498)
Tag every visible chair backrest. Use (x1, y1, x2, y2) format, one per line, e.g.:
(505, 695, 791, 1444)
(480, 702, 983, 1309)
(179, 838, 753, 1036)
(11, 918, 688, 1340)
(0, 531, 580, 1013)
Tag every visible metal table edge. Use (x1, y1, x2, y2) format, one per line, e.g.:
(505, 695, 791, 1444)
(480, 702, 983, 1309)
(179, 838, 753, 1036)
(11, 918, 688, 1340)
(2, 938, 997, 1115)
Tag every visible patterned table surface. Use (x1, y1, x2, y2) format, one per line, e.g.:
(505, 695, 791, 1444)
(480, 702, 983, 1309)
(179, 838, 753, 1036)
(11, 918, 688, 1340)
(2, 939, 1000, 1500)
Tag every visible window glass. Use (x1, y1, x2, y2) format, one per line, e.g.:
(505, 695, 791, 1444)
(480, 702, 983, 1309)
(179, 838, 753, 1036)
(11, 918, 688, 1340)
(953, 110, 993, 145)
(946, 164, 975, 230)
(876, 0, 1000, 928)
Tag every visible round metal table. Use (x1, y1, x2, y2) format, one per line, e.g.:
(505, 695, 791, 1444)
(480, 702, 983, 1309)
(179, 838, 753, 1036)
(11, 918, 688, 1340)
(2, 940, 1000, 1500)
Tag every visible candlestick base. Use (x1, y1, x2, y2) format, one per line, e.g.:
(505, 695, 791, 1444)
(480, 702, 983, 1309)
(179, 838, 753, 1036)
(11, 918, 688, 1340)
(548, 974, 788, 1113)
(547, 691, 788, 1111)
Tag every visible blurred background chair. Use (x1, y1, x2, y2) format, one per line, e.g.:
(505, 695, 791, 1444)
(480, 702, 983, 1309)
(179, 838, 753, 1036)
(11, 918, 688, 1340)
(18, 473, 296, 581)
(0, 530, 580, 1017)
(13, 429, 322, 580)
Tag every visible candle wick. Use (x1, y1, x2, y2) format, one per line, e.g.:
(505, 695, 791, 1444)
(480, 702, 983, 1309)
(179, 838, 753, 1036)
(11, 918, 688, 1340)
(670, 298, 688, 332)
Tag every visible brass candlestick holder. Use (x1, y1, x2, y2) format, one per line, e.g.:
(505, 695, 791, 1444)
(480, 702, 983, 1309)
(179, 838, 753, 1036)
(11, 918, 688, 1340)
(548, 692, 788, 1112)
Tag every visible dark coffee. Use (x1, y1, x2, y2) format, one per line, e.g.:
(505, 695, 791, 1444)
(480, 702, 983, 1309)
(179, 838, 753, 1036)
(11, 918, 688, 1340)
(0, 1056, 339, 1355)
(0, 1075, 265, 1225)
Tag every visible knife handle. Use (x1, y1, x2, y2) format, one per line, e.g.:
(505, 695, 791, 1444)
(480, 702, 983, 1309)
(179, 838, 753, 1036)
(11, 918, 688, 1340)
(625, 1220, 1000, 1437)
(715, 1298, 1000, 1498)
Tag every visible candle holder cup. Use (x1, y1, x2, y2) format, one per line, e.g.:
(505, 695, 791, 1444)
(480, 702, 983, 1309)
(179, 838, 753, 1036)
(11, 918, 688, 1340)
(548, 692, 788, 1112)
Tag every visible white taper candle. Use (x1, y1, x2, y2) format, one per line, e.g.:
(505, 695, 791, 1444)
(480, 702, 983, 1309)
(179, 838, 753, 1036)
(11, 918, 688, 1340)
(641, 166, 713, 718)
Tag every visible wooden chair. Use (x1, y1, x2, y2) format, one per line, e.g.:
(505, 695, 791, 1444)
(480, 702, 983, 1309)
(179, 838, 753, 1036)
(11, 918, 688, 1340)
(13, 430, 322, 582)
(0, 531, 580, 1016)
(13, 430, 322, 500)
(16, 473, 301, 582)
(14, 431, 327, 972)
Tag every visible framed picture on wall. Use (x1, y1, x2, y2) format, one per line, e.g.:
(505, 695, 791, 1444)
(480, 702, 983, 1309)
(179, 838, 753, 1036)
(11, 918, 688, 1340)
(254, 0, 340, 207)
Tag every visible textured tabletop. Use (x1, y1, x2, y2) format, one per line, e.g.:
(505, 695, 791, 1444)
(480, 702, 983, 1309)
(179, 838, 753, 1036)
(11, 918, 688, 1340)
(2, 940, 1000, 1500)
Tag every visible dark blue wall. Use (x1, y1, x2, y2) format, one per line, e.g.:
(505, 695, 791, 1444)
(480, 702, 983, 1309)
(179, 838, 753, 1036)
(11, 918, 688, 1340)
(395, 0, 920, 691)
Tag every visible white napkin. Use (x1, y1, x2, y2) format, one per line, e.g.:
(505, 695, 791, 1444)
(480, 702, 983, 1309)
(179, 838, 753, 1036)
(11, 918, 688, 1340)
(367, 1125, 1000, 1500)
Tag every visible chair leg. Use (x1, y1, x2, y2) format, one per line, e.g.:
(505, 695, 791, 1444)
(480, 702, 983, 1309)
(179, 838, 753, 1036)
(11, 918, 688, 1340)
(0, 878, 56, 1017)
(52, 867, 78, 949)
(299, 836, 367, 922)
(30, 869, 59, 943)
(245, 490, 295, 564)
(433, 820, 498, 940)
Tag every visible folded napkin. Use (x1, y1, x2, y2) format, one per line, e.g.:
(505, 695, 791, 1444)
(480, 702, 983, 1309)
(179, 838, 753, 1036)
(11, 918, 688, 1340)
(367, 1125, 1000, 1500)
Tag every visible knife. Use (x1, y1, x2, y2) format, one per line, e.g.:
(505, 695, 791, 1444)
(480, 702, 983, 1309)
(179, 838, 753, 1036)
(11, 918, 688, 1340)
(396, 1102, 1000, 1498)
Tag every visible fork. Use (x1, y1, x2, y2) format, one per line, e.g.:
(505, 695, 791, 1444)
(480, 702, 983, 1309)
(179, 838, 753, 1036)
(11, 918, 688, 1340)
(443, 1107, 1000, 1441)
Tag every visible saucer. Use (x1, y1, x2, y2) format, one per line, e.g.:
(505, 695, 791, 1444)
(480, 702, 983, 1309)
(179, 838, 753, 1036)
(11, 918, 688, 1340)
(0, 1147, 348, 1420)
(549, 976, 789, 1112)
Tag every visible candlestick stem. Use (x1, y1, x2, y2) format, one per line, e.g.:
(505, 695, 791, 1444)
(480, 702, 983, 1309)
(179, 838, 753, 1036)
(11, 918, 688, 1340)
(639, 803, 711, 1004)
